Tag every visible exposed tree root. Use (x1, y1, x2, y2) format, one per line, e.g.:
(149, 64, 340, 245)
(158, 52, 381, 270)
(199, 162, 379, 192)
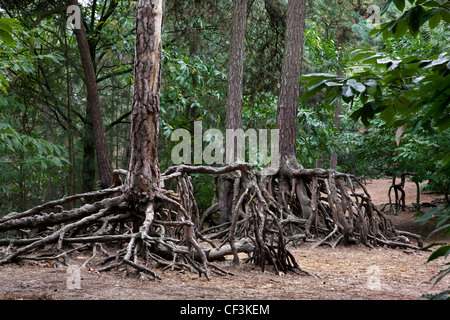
(0, 163, 423, 280)
(388, 172, 420, 214)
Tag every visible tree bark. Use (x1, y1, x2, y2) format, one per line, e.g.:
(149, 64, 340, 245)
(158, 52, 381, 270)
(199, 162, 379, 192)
(276, 0, 306, 165)
(329, 98, 340, 170)
(330, 35, 344, 171)
(63, 20, 74, 197)
(68, 0, 113, 189)
(125, 0, 163, 213)
(225, 0, 247, 135)
(220, 0, 247, 223)
(275, 0, 306, 207)
(330, 78, 342, 171)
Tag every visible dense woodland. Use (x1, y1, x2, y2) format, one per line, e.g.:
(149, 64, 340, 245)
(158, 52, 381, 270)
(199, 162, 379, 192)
(0, 0, 449, 297)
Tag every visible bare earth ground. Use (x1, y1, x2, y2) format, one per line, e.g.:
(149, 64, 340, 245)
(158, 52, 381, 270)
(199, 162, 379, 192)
(0, 179, 448, 300)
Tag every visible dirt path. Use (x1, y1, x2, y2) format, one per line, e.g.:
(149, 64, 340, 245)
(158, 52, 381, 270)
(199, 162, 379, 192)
(0, 179, 448, 300)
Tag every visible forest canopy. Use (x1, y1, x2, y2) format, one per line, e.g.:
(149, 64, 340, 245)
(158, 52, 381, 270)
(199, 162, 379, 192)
(0, 0, 448, 212)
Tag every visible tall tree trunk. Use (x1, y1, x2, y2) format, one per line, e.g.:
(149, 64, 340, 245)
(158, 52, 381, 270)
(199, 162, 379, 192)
(220, 0, 248, 223)
(64, 20, 74, 198)
(82, 112, 96, 192)
(329, 98, 341, 170)
(276, 0, 306, 167)
(330, 35, 343, 171)
(68, 0, 113, 189)
(125, 0, 163, 214)
(315, 156, 324, 168)
(276, 0, 306, 174)
(275, 0, 306, 210)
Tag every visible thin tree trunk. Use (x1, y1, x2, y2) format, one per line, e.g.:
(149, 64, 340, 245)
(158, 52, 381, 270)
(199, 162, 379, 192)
(81, 112, 96, 192)
(329, 98, 340, 170)
(68, 0, 113, 189)
(125, 0, 163, 213)
(64, 18, 74, 197)
(315, 156, 324, 168)
(220, 0, 247, 223)
(330, 35, 343, 171)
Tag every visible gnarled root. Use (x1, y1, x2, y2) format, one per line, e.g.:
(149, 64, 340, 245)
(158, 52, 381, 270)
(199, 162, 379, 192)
(0, 163, 423, 280)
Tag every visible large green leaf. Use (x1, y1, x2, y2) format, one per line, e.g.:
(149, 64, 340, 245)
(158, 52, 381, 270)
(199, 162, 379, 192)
(408, 6, 426, 37)
(440, 152, 450, 171)
(436, 115, 450, 133)
(347, 79, 366, 93)
(440, 6, 450, 23)
(350, 50, 378, 62)
(299, 73, 338, 84)
(379, 105, 396, 126)
(428, 245, 450, 262)
(299, 80, 328, 101)
(381, 0, 394, 15)
(394, 18, 409, 38)
(0, 18, 21, 46)
(393, 0, 406, 12)
(0, 29, 14, 46)
(341, 85, 354, 98)
(428, 8, 442, 28)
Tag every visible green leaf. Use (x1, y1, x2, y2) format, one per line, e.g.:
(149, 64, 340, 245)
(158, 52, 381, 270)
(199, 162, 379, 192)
(436, 115, 450, 133)
(0, 21, 13, 34)
(419, 242, 447, 251)
(299, 73, 338, 83)
(408, 6, 426, 37)
(377, 57, 393, 65)
(299, 80, 328, 101)
(379, 105, 396, 126)
(360, 54, 384, 64)
(364, 80, 378, 87)
(422, 1, 441, 8)
(0, 18, 22, 29)
(350, 51, 377, 62)
(366, 84, 382, 97)
(381, 0, 393, 15)
(325, 81, 343, 87)
(347, 79, 366, 93)
(423, 56, 449, 69)
(324, 86, 340, 102)
(427, 8, 441, 28)
(394, 18, 409, 38)
(422, 290, 450, 300)
(439, 152, 450, 170)
(360, 91, 369, 104)
(341, 85, 354, 98)
(351, 102, 376, 126)
(393, 0, 406, 12)
(0, 29, 14, 46)
(427, 245, 450, 262)
(440, 7, 450, 23)
(387, 60, 402, 71)
(428, 223, 450, 238)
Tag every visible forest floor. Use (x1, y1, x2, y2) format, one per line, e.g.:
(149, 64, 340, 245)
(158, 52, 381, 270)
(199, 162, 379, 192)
(0, 178, 448, 300)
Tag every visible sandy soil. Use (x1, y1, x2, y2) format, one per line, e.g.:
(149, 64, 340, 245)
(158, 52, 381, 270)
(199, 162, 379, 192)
(0, 179, 448, 301)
